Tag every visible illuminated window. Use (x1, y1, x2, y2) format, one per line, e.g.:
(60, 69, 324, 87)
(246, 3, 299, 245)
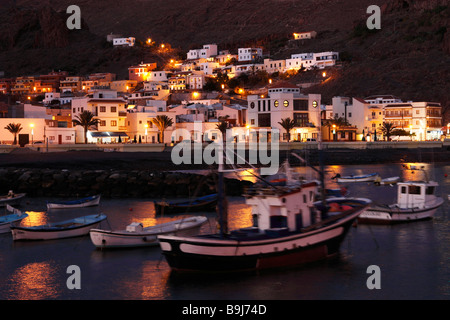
(274, 100, 279, 108)
(284, 100, 289, 107)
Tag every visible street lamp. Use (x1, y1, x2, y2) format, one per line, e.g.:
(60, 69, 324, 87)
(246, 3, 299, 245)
(30, 123, 34, 144)
(145, 123, 148, 143)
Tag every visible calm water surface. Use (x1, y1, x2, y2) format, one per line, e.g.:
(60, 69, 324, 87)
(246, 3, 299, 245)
(0, 163, 449, 300)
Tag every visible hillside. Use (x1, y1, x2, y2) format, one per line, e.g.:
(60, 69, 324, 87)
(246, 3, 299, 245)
(0, 0, 449, 121)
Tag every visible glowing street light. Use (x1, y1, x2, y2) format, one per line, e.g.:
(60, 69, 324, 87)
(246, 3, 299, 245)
(30, 123, 34, 144)
(193, 91, 200, 99)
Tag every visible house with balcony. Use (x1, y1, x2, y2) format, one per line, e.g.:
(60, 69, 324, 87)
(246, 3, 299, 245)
(187, 44, 218, 60)
(238, 48, 263, 62)
(383, 101, 442, 141)
(71, 89, 128, 143)
(60, 76, 84, 93)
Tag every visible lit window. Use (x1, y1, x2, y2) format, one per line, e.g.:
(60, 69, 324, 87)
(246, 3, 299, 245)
(284, 100, 289, 107)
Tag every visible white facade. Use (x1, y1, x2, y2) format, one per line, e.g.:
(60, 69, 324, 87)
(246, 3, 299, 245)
(146, 71, 168, 82)
(238, 48, 263, 62)
(247, 83, 321, 141)
(43, 92, 73, 106)
(264, 59, 286, 74)
(113, 37, 135, 47)
(187, 44, 218, 60)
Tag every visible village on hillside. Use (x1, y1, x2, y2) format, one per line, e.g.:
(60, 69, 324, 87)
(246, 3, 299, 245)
(0, 31, 446, 147)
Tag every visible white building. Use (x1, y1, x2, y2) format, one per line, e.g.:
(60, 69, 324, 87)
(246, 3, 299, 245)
(313, 52, 339, 69)
(113, 37, 135, 47)
(146, 71, 168, 82)
(247, 81, 321, 142)
(264, 59, 286, 74)
(43, 92, 74, 106)
(238, 48, 263, 62)
(364, 95, 403, 104)
(293, 31, 317, 40)
(187, 44, 218, 60)
(71, 89, 128, 143)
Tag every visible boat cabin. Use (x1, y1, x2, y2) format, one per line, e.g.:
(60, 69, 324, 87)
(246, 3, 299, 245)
(245, 182, 319, 232)
(397, 181, 439, 209)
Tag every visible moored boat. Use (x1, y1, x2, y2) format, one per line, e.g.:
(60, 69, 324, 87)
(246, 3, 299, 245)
(0, 191, 26, 207)
(47, 195, 101, 209)
(154, 194, 217, 215)
(89, 216, 208, 249)
(374, 176, 400, 186)
(158, 180, 371, 273)
(358, 180, 443, 224)
(333, 173, 379, 183)
(0, 205, 28, 234)
(11, 214, 107, 241)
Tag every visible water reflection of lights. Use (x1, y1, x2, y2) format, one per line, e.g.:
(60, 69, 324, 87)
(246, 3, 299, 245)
(401, 163, 432, 181)
(8, 261, 61, 300)
(21, 211, 47, 227)
(228, 201, 252, 231)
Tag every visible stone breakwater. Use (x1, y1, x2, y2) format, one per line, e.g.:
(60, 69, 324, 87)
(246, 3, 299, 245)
(0, 168, 253, 199)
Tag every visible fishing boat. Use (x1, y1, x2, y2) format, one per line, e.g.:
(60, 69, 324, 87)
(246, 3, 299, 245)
(154, 194, 217, 215)
(0, 191, 26, 207)
(11, 214, 107, 241)
(333, 173, 379, 183)
(89, 216, 208, 249)
(374, 176, 400, 186)
(158, 175, 372, 272)
(358, 180, 444, 224)
(47, 195, 101, 209)
(0, 205, 28, 234)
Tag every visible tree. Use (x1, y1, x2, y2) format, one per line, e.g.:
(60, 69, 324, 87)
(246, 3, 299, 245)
(381, 122, 396, 141)
(4, 123, 23, 145)
(216, 116, 230, 142)
(151, 115, 174, 144)
(278, 117, 296, 141)
(72, 110, 100, 144)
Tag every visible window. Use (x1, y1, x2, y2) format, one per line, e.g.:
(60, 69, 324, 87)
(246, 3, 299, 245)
(65, 136, 71, 141)
(274, 100, 279, 108)
(100, 120, 106, 126)
(426, 187, 435, 195)
(348, 112, 352, 117)
(284, 100, 289, 107)
(100, 106, 106, 112)
(111, 120, 117, 126)
(111, 106, 117, 113)
(251, 119, 255, 125)
(408, 186, 421, 195)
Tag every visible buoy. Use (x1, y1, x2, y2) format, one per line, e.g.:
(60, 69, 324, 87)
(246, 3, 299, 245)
(445, 174, 448, 177)
(129, 207, 133, 211)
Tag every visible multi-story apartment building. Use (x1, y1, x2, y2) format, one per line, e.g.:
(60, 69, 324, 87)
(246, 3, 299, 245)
(60, 76, 84, 93)
(128, 63, 157, 82)
(71, 89, 128, 143)
(247, 81, 321, 142)
(238, 48, 263, 62)
(187, 44, 218, 60)
(383, 102, 442, 140)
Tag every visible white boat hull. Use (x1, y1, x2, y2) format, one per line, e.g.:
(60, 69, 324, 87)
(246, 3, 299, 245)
(11, 214, 107, 241)
(47, 195, 101, 209)
(358, 198, 444, 224)
(0, 193, 26, 207)
(337, 175, 379, 183)
(90, 217, 207, 249)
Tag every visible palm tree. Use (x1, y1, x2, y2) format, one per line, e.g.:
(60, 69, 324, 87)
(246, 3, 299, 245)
(381, 122, 396, 141)
(278, 117, 296, 141)
(72, 111, 100, 144)
(4, 123, 23, 145)
(216, 115, 230, 142)
(151, 115, 174, 143)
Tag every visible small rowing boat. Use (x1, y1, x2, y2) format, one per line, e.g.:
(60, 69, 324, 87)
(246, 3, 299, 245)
(333, 173, 379, 183)
(90, 216, 208, 249)
(47, 195, 101, 209)
(11, 214, 107, 241)
(154, 194, 217, 215)
(0, 205, 28, 234)
(0, 191, 26, 207)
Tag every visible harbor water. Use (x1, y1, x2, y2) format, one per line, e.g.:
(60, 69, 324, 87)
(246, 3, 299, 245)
(0, 163, 449, 300)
